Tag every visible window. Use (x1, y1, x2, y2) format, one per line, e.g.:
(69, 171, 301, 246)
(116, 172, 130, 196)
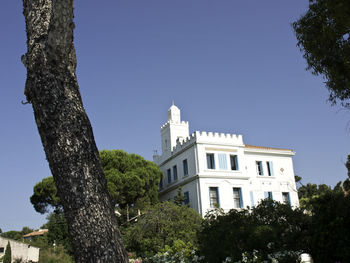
(0, 247, 4, 253)
(282, 192, 291, 205)
(173, 165, 178, 181)
(266, 161, 274, 176)
(207, 153, 215, 169)
(184, 191, 190, 205)
(264, 191, 273, 200)
(250, 191, 255, 208)
(209, 187, 219, 208)
(183, 159, 188, 176)
(230, 155, 239, 171)
(256, 161, 264, 175)
(233, 188, 243, 208)
(159, 178, 163, 189)
(218, 153, 227, 170)
(167, 169, 171, 184)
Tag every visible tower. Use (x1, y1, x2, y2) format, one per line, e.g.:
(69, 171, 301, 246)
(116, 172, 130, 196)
(161, 103, 189, 155)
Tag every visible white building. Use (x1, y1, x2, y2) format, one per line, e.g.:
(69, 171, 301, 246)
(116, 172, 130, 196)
(153, 104, 299, 216)
(0, 237, 40, 263)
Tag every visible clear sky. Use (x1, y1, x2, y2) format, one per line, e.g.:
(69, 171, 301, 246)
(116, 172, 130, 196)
(1, 1, 349, 232)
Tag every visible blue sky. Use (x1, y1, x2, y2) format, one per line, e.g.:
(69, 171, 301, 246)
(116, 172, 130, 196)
(1, 1, 349, 231)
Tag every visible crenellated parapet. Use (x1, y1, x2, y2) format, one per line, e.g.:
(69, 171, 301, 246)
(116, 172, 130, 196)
(157, 103, 244, 164)
(161, 120, 189, 130)
(194, 131, 244, 146)
(171, 132, 197, 155)
(165, 130, 244, 157)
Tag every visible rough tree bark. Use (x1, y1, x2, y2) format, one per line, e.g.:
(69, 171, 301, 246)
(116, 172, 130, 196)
(22, 0, 128, 262)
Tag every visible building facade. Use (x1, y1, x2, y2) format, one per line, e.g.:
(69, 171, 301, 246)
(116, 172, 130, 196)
(153, 104, 299, 216)
(0, 237, 40, 263)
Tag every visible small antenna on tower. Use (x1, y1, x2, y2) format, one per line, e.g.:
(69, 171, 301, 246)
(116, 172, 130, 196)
(172, 100, 175, 106)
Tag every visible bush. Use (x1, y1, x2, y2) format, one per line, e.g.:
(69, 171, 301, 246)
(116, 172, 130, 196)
(122, 201, 202, 258)
(38, 245, 74, 263)
(198, 200, 308, 263)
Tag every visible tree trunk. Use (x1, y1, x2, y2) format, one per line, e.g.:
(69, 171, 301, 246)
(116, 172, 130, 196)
(22, 0, 128, 262)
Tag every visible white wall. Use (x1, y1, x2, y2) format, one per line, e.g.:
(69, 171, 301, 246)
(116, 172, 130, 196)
(0, 237, 40, 263)
(158, 138, 299, 216)
(156, 109, 299, 216)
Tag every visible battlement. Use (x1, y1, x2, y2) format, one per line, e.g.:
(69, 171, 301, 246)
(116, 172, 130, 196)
(155, 130, 244, 164)
(171, 130, 244, 155)
(195, 131, 243, 140)
(171, 132, 197, 155)
(161, 120, 189, 130)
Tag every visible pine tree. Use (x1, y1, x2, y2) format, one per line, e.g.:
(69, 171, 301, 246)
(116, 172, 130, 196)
(174, 187, 186, 206)
(3, 241, 11, 263)
(22, 1, 128, 262)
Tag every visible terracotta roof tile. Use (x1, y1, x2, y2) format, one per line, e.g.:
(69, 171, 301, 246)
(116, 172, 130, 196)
(23, 229, 48, 238)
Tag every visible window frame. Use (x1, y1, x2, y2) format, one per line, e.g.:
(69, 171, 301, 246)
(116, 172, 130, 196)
(207, 153, 215, 169)
(256, 161, 264, 175)
(230, 155, 239, 171)
(159, 178, 163, 189)
(209, 187, 220, 208)
(266, 161, 274, 176)
(282, 192, 291, 205)
(183, 159, 188, 177)
(264, 191, 273, 200)
(233, 187, 243, 208)
(167, 169, 171, 184)
(173, 165, 178, 181)
(184, 191, 190, 205)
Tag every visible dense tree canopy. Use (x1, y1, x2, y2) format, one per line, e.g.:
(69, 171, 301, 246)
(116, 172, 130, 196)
(198, 200, 309, 263)
(1, 227, 34, 241)
(308, 191, 350, 262)
(31, 150, 163, 214)
(101, 150, 162, 209)
(30, 177, 62, 214)
(45, 212, 73, 255)
(122, 201, 202, 258)
(297, 181, 342, 210)
(293, 0, 350, 107)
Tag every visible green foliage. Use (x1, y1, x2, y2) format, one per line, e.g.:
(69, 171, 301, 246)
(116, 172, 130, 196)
(198, 200, 309, 263)
(173, 187, 186, 206)
(101, 150, 162, 209)
(308, 191, 350, 262)
(294, 175, 302, 184)
(199, 189, 350, 263)
(198, 208, 251, 262)
(25, 235, 50, 250)
(30, 177, 62, 214)
(298, 182, 342, 210)
(13, 258, 25, 263)
(1, 231, 23, 241)
(38, 245, 74, 263)
(293, 0, 350, 107)
(30, 150, 163, 215)
(45, 212, 73, 255)
(122, 201, 202, 258)
(1, 227, 35, 241)
(142, 240, 199, 263)
(3, 242, 12, 263)
(21, 227, 34, 235)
